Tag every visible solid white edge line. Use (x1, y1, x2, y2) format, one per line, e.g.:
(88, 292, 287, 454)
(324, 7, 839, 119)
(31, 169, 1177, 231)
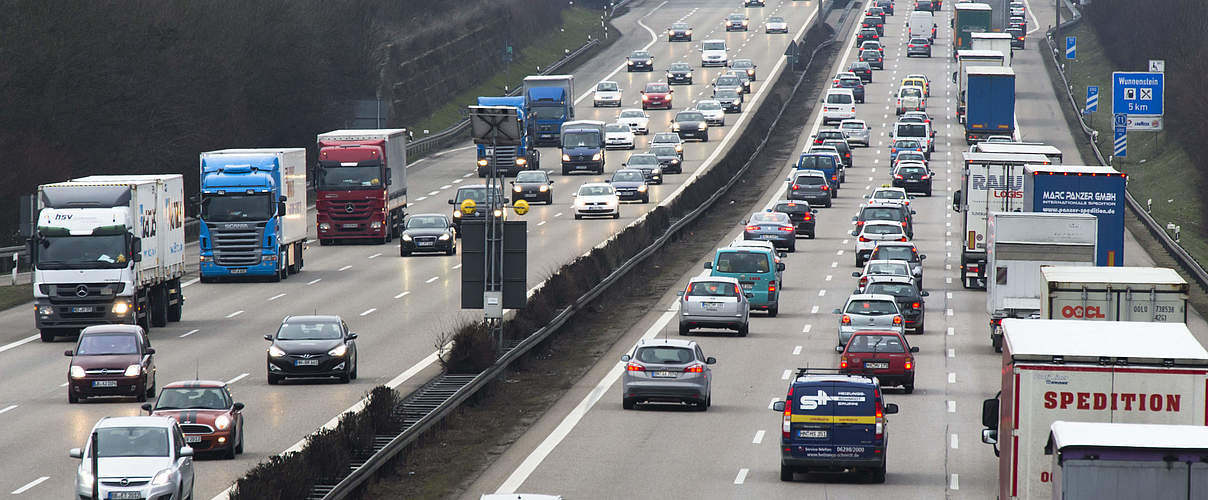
(180, 277, 200, 288)
(0, 404, 17, 414)
(0, 335, 38, 355)
(10, 476, 49, 495)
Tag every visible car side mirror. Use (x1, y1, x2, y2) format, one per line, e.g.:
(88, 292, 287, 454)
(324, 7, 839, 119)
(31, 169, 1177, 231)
(851, 216, 858, 221)
(69, 448, 83, 459)
(850, 230, 858, 237)
(604, 179, 611, 183)
(863, 194, 871, 199)
(919, 254, 927, 260)
(884, 403, 899, 415)
(233, 402, 245, 411)
(744, 293, 754, 298)
(347, 333, 358, 340)
(776, 263, 786, 271)
(448, 199, 456, 205)
(778, 252, 787, 258)
(621, 354, 631, 362)
(771, 401, 786, 412)
(835, 345, 845, 353)
(910, 346, 920, 353)
(180, 447, 194, 458)
(703, 262, 712, 269)
(982, 397, 1000, 429)
(705, 357, 716, 364)
(141, 403, 153, 413)
(832, 308, 842, 314)
(676, 291, 684, 297)
(852, 272, 861, 277)
(263, 334, 273, 341)
(145, 348, 155, 355)
(920, 290, 930, 297)
(640, 90, 645, 94)
(509, 181, 515, 185)
(64, 350, 73, 357)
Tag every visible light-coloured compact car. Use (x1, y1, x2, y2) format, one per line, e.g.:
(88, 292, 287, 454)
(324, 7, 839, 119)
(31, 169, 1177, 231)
(695, 99, 726, 126)
(593, 81, 622, 107)
(852, 259, 916, 291)
(765, 16, 789, 33)
(839, 119, 871, 147)
(621, 338, 716, 410)
(743, 211, 796, 252)
(833, 293, 905, 347)
(572, 183, 620, 219)
(617, 108, 650, 135)
(604, 122, 636, 150)
(852, 221, 907, 266)
(650, 132, 684, 154)
(72, 416, 195, 500)
(678, 276, 751, 336)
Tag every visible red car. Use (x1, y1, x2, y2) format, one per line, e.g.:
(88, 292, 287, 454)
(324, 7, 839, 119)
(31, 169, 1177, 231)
(641, 82, 673, 110)
(144, 380, 246, 458)
(65, 324, 156, 403)
(837, 331, 919, 393)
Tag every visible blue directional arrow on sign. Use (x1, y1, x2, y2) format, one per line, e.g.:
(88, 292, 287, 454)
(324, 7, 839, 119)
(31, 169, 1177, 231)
(1086, 86, 1098, 113)
(1114, 126, 1127, 158)
(1066, 37, 1076, 60)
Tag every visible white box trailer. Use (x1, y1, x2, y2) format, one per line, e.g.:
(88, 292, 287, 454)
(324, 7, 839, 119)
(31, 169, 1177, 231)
(1046, 421, 1208, 500)
(955, 49, 1006, 119)
(972, 32, 1014, 66)
(986, 212, 1097, 351)
(1039, 266, 1189, 323)
(982, 320, 1208, 500)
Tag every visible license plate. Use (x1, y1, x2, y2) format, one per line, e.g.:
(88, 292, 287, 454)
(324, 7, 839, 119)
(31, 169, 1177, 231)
(799, 430, 827, 438)
(652, 371, 677, 378)
(185, 435, 202, 443)
(109, 492, 143, 500)
(92, 380, 118, 388)
(703, 303, 721, 311)
(72, 306, 93, 313)
(524, 193, 537, 198)
(230, 268, 247, 274)
(417, 241, 433, 246)
(342, 224, 359, 229)
(741, 283, 754, 290)
(295, 359, 319, 366)
(865, 362, 889, 369)
(760, 234, 774, 239)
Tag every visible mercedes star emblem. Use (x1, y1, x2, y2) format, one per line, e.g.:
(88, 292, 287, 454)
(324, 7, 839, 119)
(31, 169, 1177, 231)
(344, 203, 355, 214)
(75, 285, 89, 297)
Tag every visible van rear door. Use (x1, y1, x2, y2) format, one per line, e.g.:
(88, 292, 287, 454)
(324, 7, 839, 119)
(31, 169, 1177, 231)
(830, 385, 880, 458)
(790, 381, 836, 450)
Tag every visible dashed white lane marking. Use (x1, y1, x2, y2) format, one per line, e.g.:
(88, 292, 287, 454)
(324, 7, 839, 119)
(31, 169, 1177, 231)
(945, 277, 953, 284)
(831, 261, 838, 268)
(946, 308, 954, 316)
(268, 293, 286, 301)
(793, 345, 803, 355)
(360, 308, 377, 316)
(452, 264, 462, 270)
(181, 278, 200, 288)
(0, 404, 17, 415)
(825, 274, 832, 281)
(842, 239, 849, 245)
(782, 369, 792, 380)
(463, 172, 473, 178)
(226, 310, 244, 318)
(949, 372, 957, 384)
(427, 190, 439, 196)
(0, 335, 38, 355)
(416, 196, 428, 202)
(555, 212, 563, 217)
(440, 184, 452, 190)
(338, 265, 352, 271)
(948, 400, 957, 413)
(818, 290, 826, 297)
(836, 250, 844, 256)
(180, 329, 199, 338)
(453, 179, 463, 184)
(946, 292, 953, 299)
(734, 468, 749, 485)
(802, 324, 813, 333)
(224, 372, 250, 385)
(951, 433, 959, 449)
(394, 291, 410, 299)
(368, 253, 382, 259)
(948, 348, 956, 358)
(752, 430, 765, 444)
(10, 476, 49, 495)
(308, 278, 322, 285)
(947, 327, 955, 336)
(425, 276, 439, 284)
(950, 473, 960, 490)
(810, 305, 819, 314)
(537, 220, 547, 226)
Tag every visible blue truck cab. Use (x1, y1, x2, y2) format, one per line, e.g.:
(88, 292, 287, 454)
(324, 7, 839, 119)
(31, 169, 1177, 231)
(772, 370, 899, 483)
(475, 96, 540, 177)
(796, 153, 841, 194)
(199, 149, 307, 282)
(704, 246, 784, 316)
(523, 75, 575, 146)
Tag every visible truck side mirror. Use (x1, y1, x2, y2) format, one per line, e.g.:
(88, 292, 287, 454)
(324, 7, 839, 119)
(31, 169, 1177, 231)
(385, 168, 392, 185)
(982, 397, 1000, 429)
(776, 263, 786, 271)
(131, 237, 142, 262)
(982, 429, 999, 453)
(952, 190, 963, 212)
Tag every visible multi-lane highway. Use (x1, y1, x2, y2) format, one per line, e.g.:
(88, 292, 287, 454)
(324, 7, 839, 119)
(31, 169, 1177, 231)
(0, 1, 825, 498)
(459, 0, 1208, 499)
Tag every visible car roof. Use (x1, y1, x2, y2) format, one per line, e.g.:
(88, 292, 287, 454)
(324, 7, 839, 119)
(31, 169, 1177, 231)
(689, 275, 741, 285)
(283, 314, 343, 323)
(95, 415, 179, 430)
(162, 380, 228, 389)
(866, 259, 910, 267)
(408, 212, 452, 219)
(864, 275, 917, 285)
(636, 338, 697, 348)
(794, 373, 878, 386)
(874, 240, 916, 248)
(794, 169, 826, 177)
(614, 168, 644, 175)
(580, 182, 611, 188)
(840, 119, 866, 125)
(80, 324, 144, 335)
(863, 201, 906, 209)
(847, 293, 898, 302)
(862, 220, 905, 228)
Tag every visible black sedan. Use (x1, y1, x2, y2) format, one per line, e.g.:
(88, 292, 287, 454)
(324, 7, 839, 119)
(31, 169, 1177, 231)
(672, 110, 709, 141)
(627, 50, 654, 71)
(834, 76, 865, 103)
(666, 62, 694, 85)
(854, 27, 879, 47)
(862, 276, 928, 333)
(399, 213, 457, 256)
(714, 89, 743, 113)
(859, 49, 884, 70)
(892, 163, 933, 196)
(730, 59, 758, 80)
(848, 62, 873, 83)
(608, 169, 650, 203)
(511, 170, 554, 205)
(266, 315, 358, 384)
(623, 153, 664, 184)
(772, 200, 817, 238)
(667, 22, 693, 41)
(650, 145, 683, 174)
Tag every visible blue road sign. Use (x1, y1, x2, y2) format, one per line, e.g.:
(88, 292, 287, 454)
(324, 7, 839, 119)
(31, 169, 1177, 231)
(1086, 86, 1099, 113)
(1112, 72, 1164, 117)
(1114, 127, 1127, 158)
(1114, 113, 1128, 128)
(1066, 37, 1076, 59)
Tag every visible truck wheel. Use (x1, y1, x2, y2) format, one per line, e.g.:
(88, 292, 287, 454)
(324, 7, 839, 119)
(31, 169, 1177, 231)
(992, 335, 1003, 353)
(40, 329, 56, 342)
(869, 464, 887, 483)
(623, 398, 635, 410)
(167, 279, 183, 322)
(150, 286, 168, 328)
(780, 464, 795, 482)
(137, 306, 152, 333)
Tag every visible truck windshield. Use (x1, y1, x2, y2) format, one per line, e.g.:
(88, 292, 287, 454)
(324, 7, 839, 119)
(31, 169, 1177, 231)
(201, 194, 273, 222)
(562, 131, 599, 148)
(318, 164, 381, 189)
(529, 106, 565, 120)
(36, 234, 129, 270)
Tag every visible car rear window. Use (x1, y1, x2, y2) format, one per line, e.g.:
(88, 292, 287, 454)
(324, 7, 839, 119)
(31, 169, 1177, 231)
(841, 122, 864, 130)
(867, 262, 909, 274)
(873, 246, 915, 261)
(774, 203, 808, 214)
(864, 282, 917, 297)
(861, 50, 881, 59)
(897, 124, 927, 136)
(846, 300, 898, 315)
(862, 208, 903, 221)
(826, 93, 853, 104)
(676, 112, 705, 122)
(795, 175, 825, 186)
(847, 334, 906, 353)
(687, 281, 739, 297)
(797, 155, 834, 170)
(864, 224, 904, 236)
(635, 346, 694, 364)
(715, 251, 771, 273)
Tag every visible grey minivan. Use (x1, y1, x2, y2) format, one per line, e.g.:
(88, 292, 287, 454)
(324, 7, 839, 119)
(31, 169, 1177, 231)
(678, 276, 751, 336)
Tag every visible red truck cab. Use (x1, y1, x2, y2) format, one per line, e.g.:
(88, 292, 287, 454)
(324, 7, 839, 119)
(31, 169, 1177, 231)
(315, 129, 408, 244)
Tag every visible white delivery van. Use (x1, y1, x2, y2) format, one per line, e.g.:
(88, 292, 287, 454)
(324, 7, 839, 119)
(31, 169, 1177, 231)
(909, 11, 935, 41)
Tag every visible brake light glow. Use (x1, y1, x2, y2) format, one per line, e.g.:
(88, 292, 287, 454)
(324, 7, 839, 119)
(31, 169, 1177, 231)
(841, 315, 852, 325)
(791, 184, 800, 190)
(803, 214, 812, 221)
(734, 284, 742, 294)
(781, 226, 795, 232)
(912, 302, 920, 309)
(920, 174, 930, 180)
(683, 363, 705, 373)
(820, 185, 829, 191)
(894, 174, 904, 179)
(746, 225, 759, 231)
(782, 386, 794, 438)
(685, 283, 693, 295)
(769, 281, 777, 293)
(904, 358, 913, 370)
(900, 237, 908, 242)
(839, 358, 849, 369)
(893, 315, 903, 325)
(626, 362, 645, 371)
(859, 236, 869, 242)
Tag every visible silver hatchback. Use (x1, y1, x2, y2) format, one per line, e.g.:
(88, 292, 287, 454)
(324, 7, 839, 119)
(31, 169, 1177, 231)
(621, 338, 716, 410)
(678, 276, 751, 336)
(833, 293, 905, 346)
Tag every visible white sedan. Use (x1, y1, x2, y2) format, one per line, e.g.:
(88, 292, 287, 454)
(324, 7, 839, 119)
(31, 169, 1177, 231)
(765, 16, 789, 33)
(605, 122, 636, 150)
(573, 183, 621, 219)
(695, 100, 726, 126)
(593, 81, 623, 107)
(617, 109, 650, 135)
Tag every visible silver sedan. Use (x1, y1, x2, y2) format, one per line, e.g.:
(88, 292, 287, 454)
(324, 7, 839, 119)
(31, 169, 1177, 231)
(839, 119, 871, 147)
(678, 276, 751, 335)
(833, 293, 905, 347)
(621, 338, 716, 410)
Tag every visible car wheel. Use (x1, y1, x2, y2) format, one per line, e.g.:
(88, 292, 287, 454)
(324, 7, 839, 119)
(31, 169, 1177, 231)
(737, 323, 749, 337)
(926, 190, 933, 197)
(856, 256, 864, 267)
(809, 231, 816, 239)
(146, 380, 156, 399)
(400, 248, 409, 257)
(679, 324, 690, 336)
(68, 392, 79, 404)
(136, 386, 147, 403)
(235, 424, 244, 454)
(869, 463, 887, 483)
(623, 398, 635, 410)
(642, 194, 650, 203)
(574, 214, 583, 220)
(351, 355, 358, 380)
(223, 437, 237, 460)
(768, 305, 778, 317)
(788, 242, 796, 253)
(695, 399, 708, 412)
(267, 373, 282, 385)
(992, 335, 1004, 353)
(613, 211, 620, 219)
(445, 244, 455, 256)
(904, 383, 915, 394)
(40, 329, 56, 342)
(780, 464, 795, 482)
(339, 367, 351, 384)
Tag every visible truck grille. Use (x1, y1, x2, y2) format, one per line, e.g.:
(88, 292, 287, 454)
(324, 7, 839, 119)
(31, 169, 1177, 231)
(209, 224, 264, 267)
(41, 283, 125, 298)
(488, 146, 518, 170)
(322, 199, 374, 222)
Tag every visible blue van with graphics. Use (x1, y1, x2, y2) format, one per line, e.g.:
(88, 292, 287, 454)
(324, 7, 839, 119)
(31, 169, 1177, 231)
(704, 247, 783, 316)
(771, 369, 899, 482)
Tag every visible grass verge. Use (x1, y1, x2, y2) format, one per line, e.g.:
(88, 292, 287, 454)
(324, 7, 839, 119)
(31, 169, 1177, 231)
(0, 284, 31, 313)
(408, 5, 617, 137)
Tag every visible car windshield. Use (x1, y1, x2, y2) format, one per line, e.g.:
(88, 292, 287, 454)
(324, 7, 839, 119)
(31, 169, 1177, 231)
(562, 131, 598, 148)
(456, 188, 504, 204)
(714, 252, 771, 273)
(676, 112, 705, 122)
(874, 190, 907, 200)
(627, 155, 658, 166)
(795, 175, 825, 186)
(34, 233, 129, 270)
(769, 17, 784, 22)
(672, 23, 690, 29)
(516, 171, 547, 183)
(620, 110, 645, 118)
(155, 387, 230, 410)
(847, 334, 906, 353)
(894, 140, 920, 148)
(826, 93, 852, 104)
(874, 246, 916, 261)
(750, 212, 787, 224)
(865, 282, 917, 297)
(697, 101, 721, 110)
(201, 193, 273, 222)
(653, 133, 679, 143)
(716, 76, 740, 86)
(898, 125, 927, 138)
(846, 300, 898, 315)
(597, 82, 618, 92)
(317, 164, 381, 188)
(824, 141, 848, 150)
(76, 334, 139, 355)
(605, 124, 630, 133)
(635, 346, 695, 364)
(703, 41, 726, 50)
(651, 146, 678, 156)
(687, 281, 739, 297)
(276, 321, 343, 340)
(797, 156, 833, 171)
(732, 60, 753, 68)
(578, 185, 614, 196)
(670, 63, 691, 71)
(841, 122, 865, 130)
(867, 262, 909, 274)
(864, 224, 904, 235)
(729, 14, 745, 20)
(646, 84, 670, 93)
(775, 203, 807, 214)
(529, 106, 565, 119)
(406, 216, 448, 229)
(631, 51, 650, 59)
(613, 171, 645, 182)
(92, 427, 169, 458)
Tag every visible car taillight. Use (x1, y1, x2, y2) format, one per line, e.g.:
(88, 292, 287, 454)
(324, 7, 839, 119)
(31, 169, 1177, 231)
(909, 44, 915, 48)
(839, 357, 849, 369)
(852, 107, 857, 112)
(803, 214, 812, 221)
(746, 225, 759, 231)
(781, 226, 795, 232)
(920, 174, 930, 180)
(820, 185, 829, 191)
(841, 315, 852, 325)
(875, 391, 885, 439)
(912, 302, 920, 309)
(769, 281, 777, 293)
(626, 362, 645, 371)
(791, 184, 800, 191)
(893, 315, 903, 325)
(859, 276, 868, 288)
(685, 283, 694, 295)
(832, 175, 838, 181)
(782, 386, 794, 438)
(901, 222, 907, 227)
(904, 358, 913, 370)
(894, 174, 904, 179)
(734, 284, 742, 294)
(900, 237, 908, 242)
(859, 236, 869, 242)
(684, 363, 705, 373)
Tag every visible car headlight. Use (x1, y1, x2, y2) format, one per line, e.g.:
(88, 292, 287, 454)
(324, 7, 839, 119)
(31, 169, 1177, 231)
(671, 158, 680, 164)
(747, 69, 755, 76)
(214, 414, 232, 431)
(627, 60, 634, 65)
(327, 344, 348, 357)
(653, 167, 662, 174)
(666, 72, 673, 78)
(124, 364, 141, 377)
(70, 365, 85, 379)
(515, 157, 527, 166)
(439, 233, 451, 241)
(268, 345, 287, 357)
(513, 185, 523, 193)
(675, 144, 683, 152)
(672, 123, 680, 131)
(477, 159, 488, 167)
(401, 233, 413, 241)
(562, 154, 571, 162)
(637, 185, 648, 192)
(700, 123, 708, 130)
(151, 469, 173, 486)
(318, 223, 330, 231)
(452, 211, 462, 218)
(111, 300, 130, 315)
(539, 184, 549, 192)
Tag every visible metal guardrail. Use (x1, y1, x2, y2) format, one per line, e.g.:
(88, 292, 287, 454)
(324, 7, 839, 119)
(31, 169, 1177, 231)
(1043, 0, 1208, 290)
(313, 12, 841, 499)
